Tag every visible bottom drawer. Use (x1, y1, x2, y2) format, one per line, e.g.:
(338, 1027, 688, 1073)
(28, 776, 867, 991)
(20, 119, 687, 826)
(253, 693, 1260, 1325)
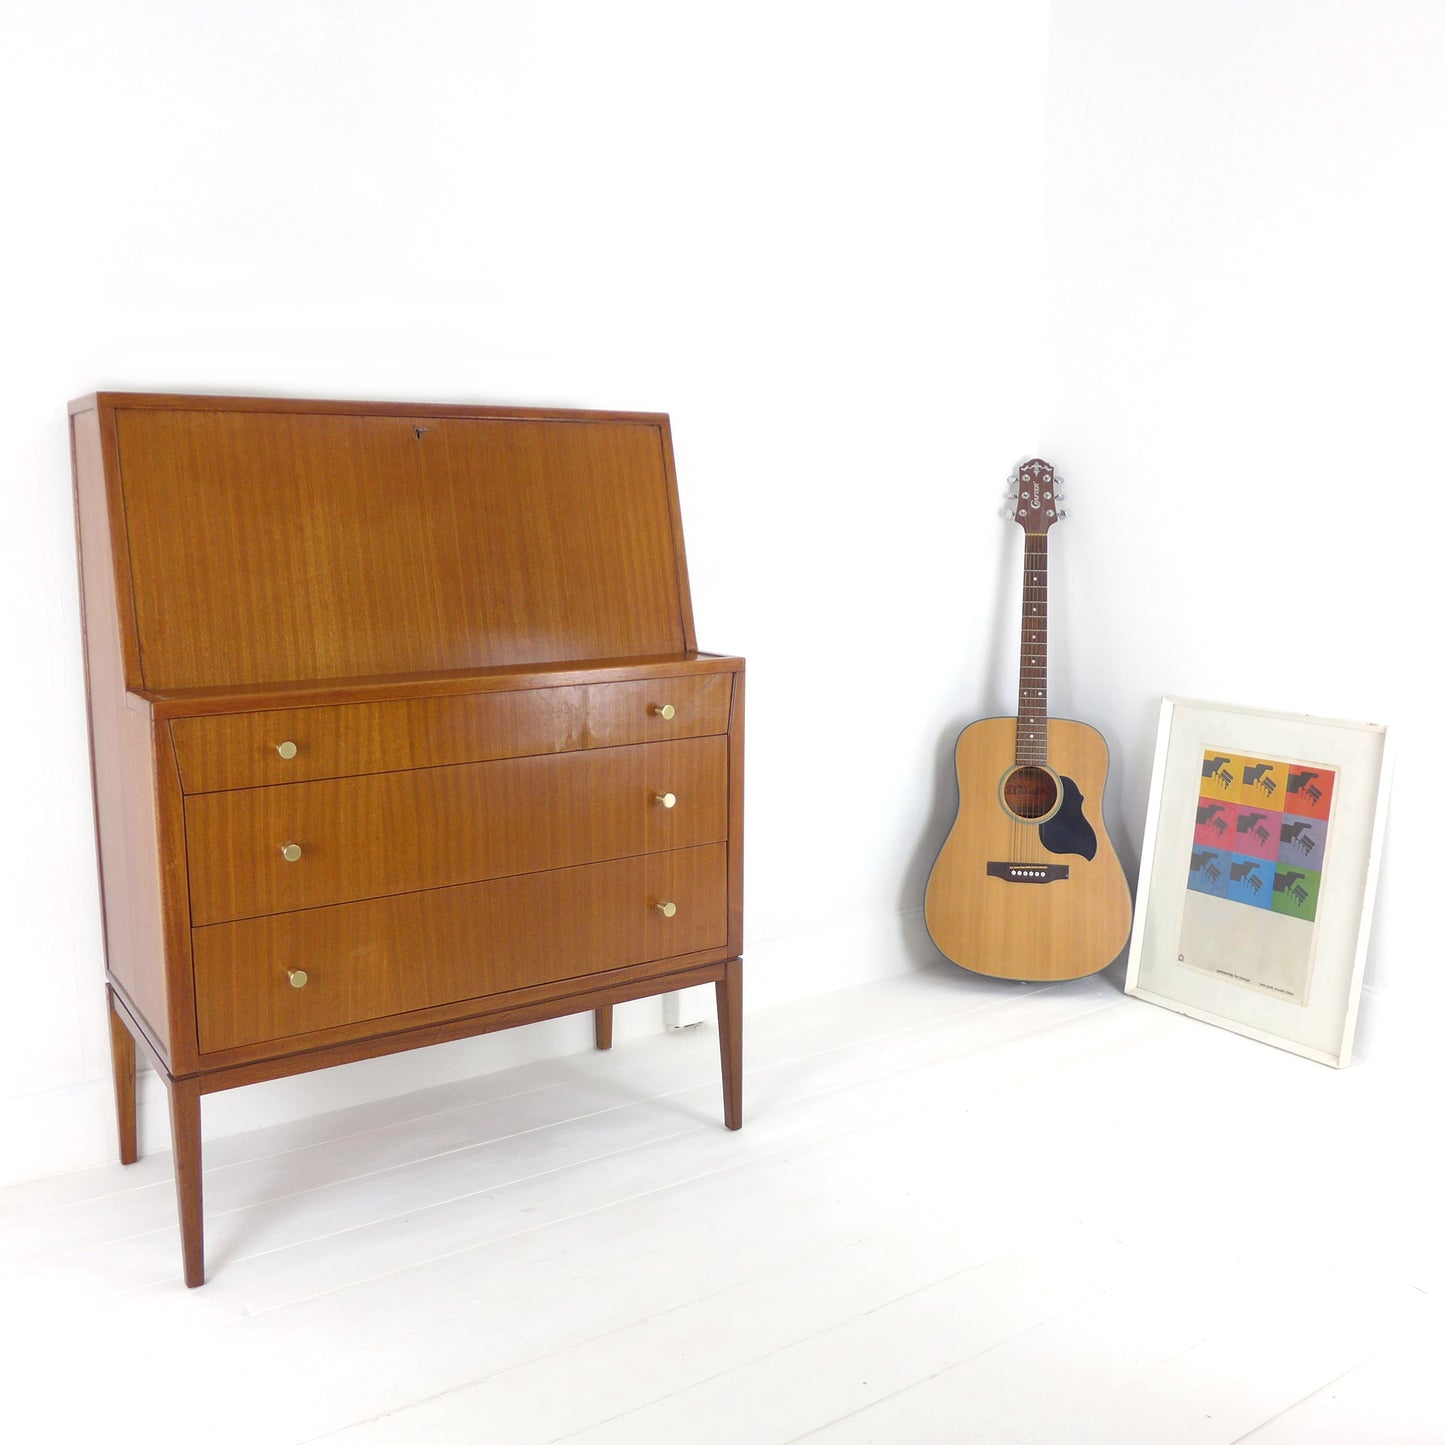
(192, 844, 728, 1053)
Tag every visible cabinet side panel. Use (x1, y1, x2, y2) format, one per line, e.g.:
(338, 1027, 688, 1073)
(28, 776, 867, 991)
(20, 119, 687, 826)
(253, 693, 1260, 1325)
(727, 669, 745, 958)
(72, 406, 172, 1061)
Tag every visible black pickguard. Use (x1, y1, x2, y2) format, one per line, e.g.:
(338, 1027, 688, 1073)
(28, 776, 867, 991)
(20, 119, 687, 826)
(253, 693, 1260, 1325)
(1038, 775, 1097, 860)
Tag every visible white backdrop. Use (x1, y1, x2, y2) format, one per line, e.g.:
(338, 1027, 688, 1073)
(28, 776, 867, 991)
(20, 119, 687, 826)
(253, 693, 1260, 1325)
(1, 0, 1437, 1183)
(1043, 0, 1441, 1049)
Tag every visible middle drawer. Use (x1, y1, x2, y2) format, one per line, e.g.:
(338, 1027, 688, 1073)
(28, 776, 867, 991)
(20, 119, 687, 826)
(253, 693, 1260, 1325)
(185, 736, 728, 925)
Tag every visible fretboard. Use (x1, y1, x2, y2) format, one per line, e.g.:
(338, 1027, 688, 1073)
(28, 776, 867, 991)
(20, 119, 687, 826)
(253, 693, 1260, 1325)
(1016, 532, 1048, 764)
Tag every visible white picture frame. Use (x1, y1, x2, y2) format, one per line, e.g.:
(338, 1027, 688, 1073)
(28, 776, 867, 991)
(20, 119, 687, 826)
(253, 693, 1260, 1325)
(1125, 697, 1392, 1067)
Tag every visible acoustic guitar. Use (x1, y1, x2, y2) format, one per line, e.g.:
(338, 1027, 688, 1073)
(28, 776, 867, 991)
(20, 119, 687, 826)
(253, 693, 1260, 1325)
(924, 459, 1133, 981)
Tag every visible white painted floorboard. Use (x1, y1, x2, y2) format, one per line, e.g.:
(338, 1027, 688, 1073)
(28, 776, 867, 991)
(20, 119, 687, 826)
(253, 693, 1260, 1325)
(5, 964, 1441, 1443)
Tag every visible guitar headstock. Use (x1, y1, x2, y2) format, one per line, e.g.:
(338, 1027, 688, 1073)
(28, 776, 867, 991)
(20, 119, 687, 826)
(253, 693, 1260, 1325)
(1004, 458, 1065, 534)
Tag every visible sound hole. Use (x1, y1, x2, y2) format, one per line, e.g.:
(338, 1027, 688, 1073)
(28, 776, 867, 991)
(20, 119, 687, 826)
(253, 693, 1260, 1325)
(1003, 765, 1058, 820)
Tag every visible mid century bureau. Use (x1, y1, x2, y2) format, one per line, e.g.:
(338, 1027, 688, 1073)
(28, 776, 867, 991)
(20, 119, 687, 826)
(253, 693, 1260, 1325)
(69, 392, 744, 1286)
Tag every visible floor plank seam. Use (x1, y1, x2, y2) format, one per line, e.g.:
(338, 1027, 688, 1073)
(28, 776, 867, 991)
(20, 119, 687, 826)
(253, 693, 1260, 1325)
(542, 1259, 1098, 1445)
(1226, 1353, 1380, 1443)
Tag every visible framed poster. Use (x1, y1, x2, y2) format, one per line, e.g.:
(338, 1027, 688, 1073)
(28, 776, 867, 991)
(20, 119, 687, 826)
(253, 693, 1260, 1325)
(1125, 697, 1391, 1067)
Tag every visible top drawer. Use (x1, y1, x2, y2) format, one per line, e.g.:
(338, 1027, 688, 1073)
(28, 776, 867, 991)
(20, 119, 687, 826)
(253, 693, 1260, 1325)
(169, 674, 733, 793)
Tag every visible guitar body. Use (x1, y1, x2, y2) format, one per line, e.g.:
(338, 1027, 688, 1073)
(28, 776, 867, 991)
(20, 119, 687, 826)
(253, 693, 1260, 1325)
(924, 715, 1133, 981)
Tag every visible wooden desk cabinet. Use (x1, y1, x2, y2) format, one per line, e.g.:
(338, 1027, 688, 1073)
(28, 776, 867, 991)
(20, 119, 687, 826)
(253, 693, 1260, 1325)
(69, 393, 744, 1286)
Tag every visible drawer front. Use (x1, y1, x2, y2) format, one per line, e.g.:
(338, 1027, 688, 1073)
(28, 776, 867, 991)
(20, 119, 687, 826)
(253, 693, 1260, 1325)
(193, 844, 729, 1052)
(169, 674, 733, 793)
(185, 736, 727, 926)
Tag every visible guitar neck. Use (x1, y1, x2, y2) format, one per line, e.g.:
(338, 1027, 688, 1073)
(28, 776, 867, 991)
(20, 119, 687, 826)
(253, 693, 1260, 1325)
(1016, 531, 1048, 765)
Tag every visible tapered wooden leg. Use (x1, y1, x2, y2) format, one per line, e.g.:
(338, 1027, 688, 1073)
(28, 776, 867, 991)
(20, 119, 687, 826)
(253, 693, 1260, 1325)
(593, 1004, 614, 1051)
(715, 959, 742, 1130)
(166, 1077, 205, 1288)
(106, 990, 139, 1166)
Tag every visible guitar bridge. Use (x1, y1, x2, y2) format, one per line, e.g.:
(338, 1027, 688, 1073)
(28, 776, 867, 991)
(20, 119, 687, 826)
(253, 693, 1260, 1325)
(987, 862, 1070, 884)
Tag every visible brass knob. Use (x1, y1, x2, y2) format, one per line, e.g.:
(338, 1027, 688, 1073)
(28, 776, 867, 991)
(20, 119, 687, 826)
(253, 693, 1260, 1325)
(651, 704, 676, 720)
(281, 843, 303, 862)
(654, 900, 677, 918)
(653, 792, 677, 809)
(287, 968, 308, 989)
(276, 740, 298, 760)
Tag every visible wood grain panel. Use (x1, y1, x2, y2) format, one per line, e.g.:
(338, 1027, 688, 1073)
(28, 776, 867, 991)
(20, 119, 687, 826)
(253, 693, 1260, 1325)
(71, 403, 173, 1059)
(193, 845, 728, 1051)
(114, 405, 689, 690)
(184, 737, 728, 925)
(422, 416, 690, 665)
(170, 674, 733, 793)
(193, 953, 733, 1082)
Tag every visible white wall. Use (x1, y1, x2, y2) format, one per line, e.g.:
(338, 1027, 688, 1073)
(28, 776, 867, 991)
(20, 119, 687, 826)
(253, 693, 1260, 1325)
(1043, 0, 1444, 1059)
(0, 1, 1048, 1181)
(5, 1, 1438, 1186)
